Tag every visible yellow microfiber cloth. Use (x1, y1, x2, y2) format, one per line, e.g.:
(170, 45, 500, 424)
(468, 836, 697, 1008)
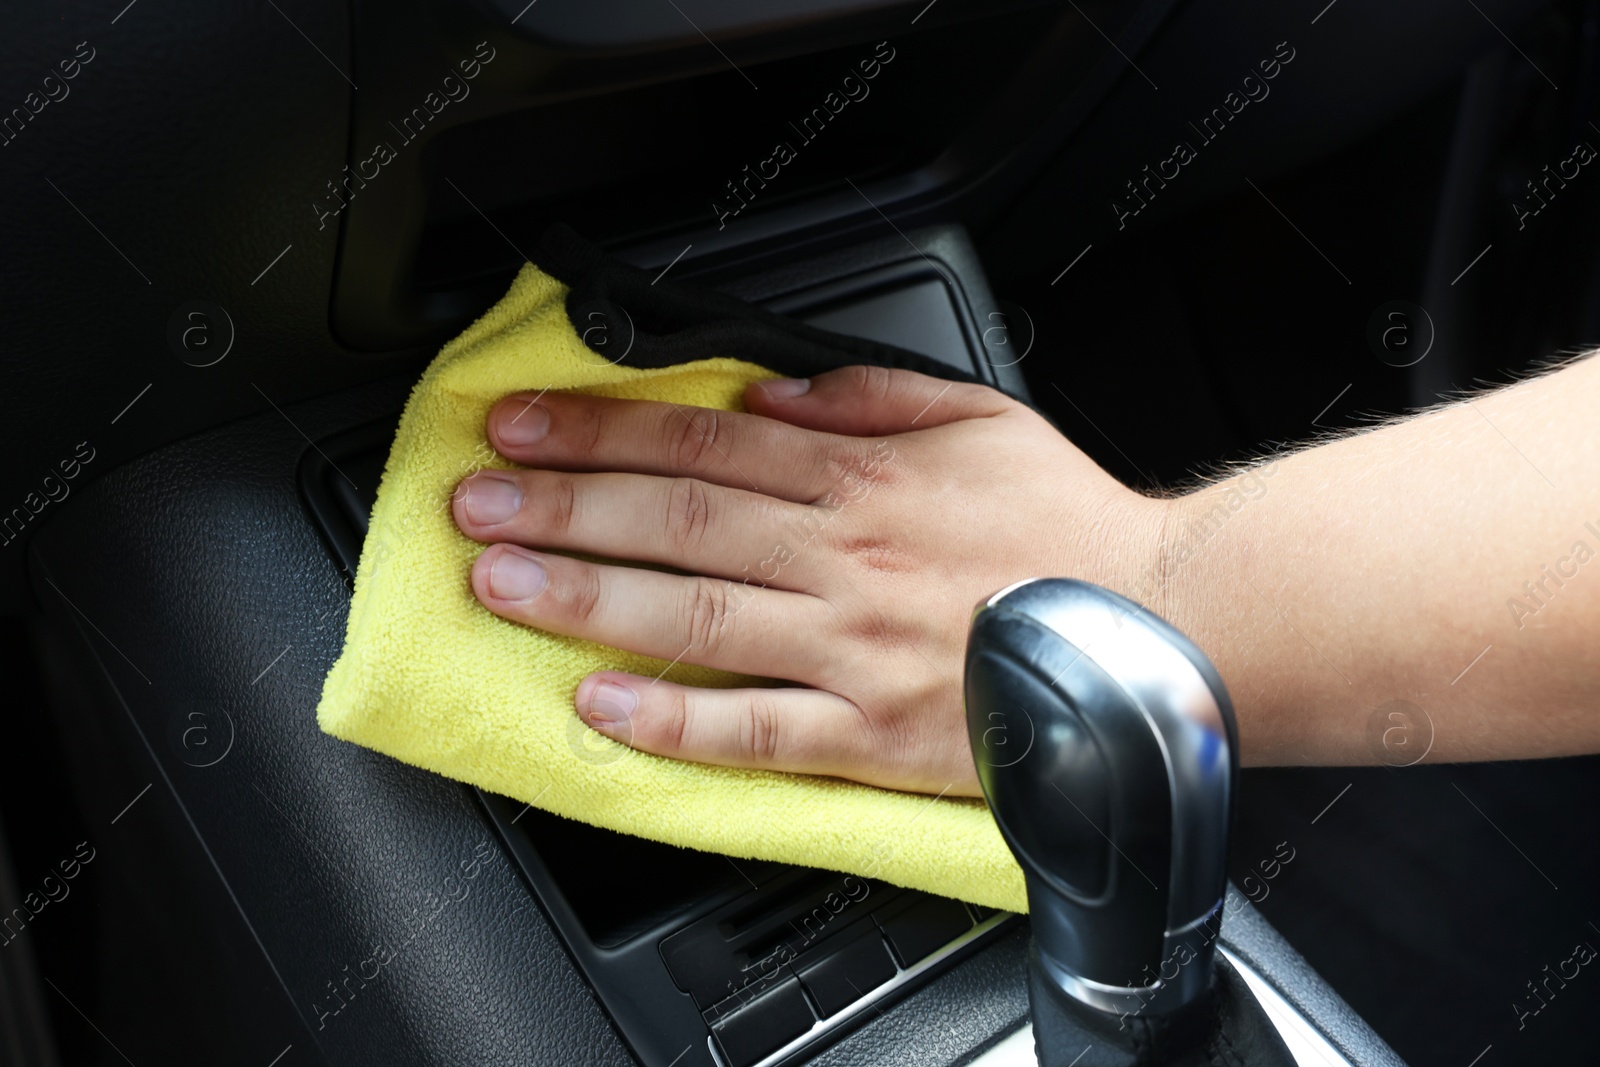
(316, 257, 1028, 914)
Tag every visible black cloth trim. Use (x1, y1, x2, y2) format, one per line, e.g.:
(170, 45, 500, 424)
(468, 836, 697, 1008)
(531, 223, 991, 386)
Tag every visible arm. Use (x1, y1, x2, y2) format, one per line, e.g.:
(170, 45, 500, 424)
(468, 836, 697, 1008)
(450, 356, 1600, 795)
(1160, 351, 1600, 766)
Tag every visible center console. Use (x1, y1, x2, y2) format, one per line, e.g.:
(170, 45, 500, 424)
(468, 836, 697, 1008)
(19, 0, 1416, 1061)
(292, 225, 1405, 1067)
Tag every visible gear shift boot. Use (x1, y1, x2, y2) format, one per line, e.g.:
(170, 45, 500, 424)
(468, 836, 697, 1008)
(1029, 945, 1296, 1067)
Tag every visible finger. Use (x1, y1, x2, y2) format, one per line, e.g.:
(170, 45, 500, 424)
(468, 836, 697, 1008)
(453, 469, 822, 587)
(471, 544, 832, 679)
(486, 391, 887, 504)
(573, 671, 879, 782)
(744, 365, 1013, 436)
(575, 672, 981, 794)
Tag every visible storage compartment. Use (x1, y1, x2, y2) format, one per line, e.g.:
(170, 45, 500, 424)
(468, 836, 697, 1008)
(410, 24, 1043, 290)
(479, 796, 1013, 1067)
(330, 0, 1159, 350)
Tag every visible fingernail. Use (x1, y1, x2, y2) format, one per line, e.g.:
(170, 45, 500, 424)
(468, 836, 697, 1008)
(497, 400, 550, 446)
(463, 473, 523, 525)
(584, 681, 637, 726)
(487, 549, 547, 600)
(759, 378, 810, 401)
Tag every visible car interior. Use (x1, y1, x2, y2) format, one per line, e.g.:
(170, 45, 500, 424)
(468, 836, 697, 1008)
(3, 0, 1599, 1064)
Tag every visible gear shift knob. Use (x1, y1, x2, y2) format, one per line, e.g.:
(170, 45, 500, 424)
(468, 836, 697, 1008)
(965, 578, 1237, 1030)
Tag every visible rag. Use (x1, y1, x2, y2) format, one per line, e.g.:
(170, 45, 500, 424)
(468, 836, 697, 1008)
(316, 227, 1029, 913)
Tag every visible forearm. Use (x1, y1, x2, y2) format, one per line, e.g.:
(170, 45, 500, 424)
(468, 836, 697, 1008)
(1159, 352, 1600, 766)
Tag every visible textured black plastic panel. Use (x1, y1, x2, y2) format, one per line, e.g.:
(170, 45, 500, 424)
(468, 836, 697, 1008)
(29, 376, 635, 1067)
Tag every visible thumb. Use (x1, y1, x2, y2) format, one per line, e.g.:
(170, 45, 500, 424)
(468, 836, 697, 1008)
(745, 365, 1013, 436)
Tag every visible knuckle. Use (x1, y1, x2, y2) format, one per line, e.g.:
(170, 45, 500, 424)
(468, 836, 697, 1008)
(565, 398, 606, 458)
(865, 364, 899, 403)
(816, 439, 894, 506)
(841, 363, 895, 403)
(661, 688, 691, 752)
(845, 605, 903, 653)
(664, 478, 715, 555)
(543, 474, 579, 537)
(681, 577, 733, 653)
(564, 565, 604, 624)
(667, 408, 724, 472)
(739, 696, 783, 763)
(838, 364, 872, 394)
(880, 702, 930, 777)
(836, 534, 907, 575)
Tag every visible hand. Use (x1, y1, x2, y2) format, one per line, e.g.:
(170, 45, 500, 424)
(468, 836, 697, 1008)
(451, 365, 1167, 796)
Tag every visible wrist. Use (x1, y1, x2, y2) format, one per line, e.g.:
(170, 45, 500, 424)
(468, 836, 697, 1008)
(1141, 463, 1285, 760)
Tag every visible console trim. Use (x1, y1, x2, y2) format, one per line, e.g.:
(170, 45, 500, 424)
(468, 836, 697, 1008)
(1219, 947, 1356, 1067)
(709, 911, 1022, 1067)
(961, 947, 1358, 1067)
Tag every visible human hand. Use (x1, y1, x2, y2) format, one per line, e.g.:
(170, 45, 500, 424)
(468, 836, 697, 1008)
(451, 366, 1167, 796)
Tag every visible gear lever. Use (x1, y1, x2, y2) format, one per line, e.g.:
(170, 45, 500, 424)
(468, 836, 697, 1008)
(965, 578, 1242, 1065)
